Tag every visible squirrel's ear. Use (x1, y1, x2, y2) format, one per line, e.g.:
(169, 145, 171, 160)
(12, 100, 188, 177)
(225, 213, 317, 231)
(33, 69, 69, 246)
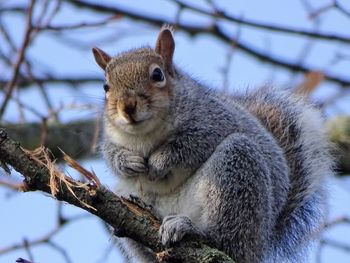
(92, 47, 111, 71)
(155, 26, 175, 76)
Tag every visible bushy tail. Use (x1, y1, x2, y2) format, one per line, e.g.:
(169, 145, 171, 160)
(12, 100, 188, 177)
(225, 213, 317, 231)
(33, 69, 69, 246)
(235, 86, 333, 261)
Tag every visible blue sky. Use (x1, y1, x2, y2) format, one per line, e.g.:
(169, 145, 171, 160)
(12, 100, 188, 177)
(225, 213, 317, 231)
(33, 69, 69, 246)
(1, 0, 350, 262)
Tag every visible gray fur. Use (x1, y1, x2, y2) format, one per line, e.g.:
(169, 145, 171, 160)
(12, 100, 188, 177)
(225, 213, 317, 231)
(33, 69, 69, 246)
(233, 87, 332, 262)
(99, 38, 332, 263)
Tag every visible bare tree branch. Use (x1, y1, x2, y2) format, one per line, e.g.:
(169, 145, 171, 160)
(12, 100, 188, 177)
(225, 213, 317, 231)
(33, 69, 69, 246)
(0, 76, 101, 89)
(2, 120, 99, 160)
(60, 0, 350, 87)
(174, 0, 350, 44)
(0, 0, 36, 119)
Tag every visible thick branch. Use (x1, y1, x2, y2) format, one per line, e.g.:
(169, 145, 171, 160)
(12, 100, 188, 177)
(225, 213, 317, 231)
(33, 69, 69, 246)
(0, 129, 234, 263)
(2, 120, 100, 160)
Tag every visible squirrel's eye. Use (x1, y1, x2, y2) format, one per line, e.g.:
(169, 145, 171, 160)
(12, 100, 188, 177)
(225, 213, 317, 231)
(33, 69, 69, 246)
(103, 84, 110, 92)
(149, 64, 166, 88)
(151, 68, 164, 82)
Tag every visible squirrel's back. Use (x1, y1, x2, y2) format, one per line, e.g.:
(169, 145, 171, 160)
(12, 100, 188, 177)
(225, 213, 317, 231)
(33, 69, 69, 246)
(232, 86, 332, 261)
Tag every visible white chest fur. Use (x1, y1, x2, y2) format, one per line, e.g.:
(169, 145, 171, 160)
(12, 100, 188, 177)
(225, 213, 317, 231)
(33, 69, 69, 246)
(105, 119, 171, 157)
(105, 118, 208, 229)
(114, 169, 206, 228)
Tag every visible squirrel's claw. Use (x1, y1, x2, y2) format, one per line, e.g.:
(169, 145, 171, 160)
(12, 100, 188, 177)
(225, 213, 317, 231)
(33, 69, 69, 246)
(147, 156, 169, 181)
(117, 150, 148, 177)
(159, 214, 196, 247)
(147, 151, 171, 181)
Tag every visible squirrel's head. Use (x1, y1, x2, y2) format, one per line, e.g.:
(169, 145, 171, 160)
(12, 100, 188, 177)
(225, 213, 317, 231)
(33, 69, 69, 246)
(92, 26, 175, 135)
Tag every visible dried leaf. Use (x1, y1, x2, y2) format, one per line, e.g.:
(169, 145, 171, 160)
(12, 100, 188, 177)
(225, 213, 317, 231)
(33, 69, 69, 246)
(23, 146, 97, 211)
(59, 148, 101, 188)
(295, 71, 324, 97)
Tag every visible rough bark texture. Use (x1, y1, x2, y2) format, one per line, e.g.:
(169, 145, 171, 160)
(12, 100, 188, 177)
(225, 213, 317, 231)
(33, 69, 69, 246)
(0, 129, 235, 263)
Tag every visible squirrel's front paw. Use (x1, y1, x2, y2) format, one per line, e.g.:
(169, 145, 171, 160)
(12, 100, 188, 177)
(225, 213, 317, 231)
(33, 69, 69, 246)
(159, 215, 195, 247)
(147, 152, 170, 181)
(117, 149, 148, 178)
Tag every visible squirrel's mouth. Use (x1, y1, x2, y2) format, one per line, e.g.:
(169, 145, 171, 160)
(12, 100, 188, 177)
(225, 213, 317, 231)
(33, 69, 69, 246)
(132, 118, 148, 125)
(112, 110, 153, 128)
(122, 115, 152, 126)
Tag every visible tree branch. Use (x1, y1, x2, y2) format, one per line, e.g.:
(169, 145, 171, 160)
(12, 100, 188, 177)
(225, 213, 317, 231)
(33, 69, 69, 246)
(63, 0, 350, 87)
(0, 0, 36, 119)
(2, 120, 100, 160)
(0, 129, 235, 263)
(0, 76, 101, 89)
(173, 0, 350, 44)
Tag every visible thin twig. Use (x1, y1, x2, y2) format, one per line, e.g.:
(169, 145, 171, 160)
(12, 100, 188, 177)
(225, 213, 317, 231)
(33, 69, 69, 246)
(46, 240, 73, 263)
(33, 15, 120, 31)
(0, 0, 36, 120)
(22, 238, 35, 262)
(63, 0, 350, 87)
(0, 76, 101, 88)
(0, 179, 26, 191)
(16, 258, 35, 263)
(308, 2, 335, 19)
(173, 0, 350, 44)
(320, 238, 350, 253)
(334, 0, 350, 18)
(22, 61, 60, 121)
(0, 211, 85, 257)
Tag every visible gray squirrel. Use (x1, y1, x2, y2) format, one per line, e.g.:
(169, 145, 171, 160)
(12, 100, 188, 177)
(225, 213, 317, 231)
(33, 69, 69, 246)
(92, 26, 332, 263)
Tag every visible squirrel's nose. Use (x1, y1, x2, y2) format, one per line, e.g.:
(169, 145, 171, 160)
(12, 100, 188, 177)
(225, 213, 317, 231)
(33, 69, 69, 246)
(119, 98, 137, 120)
(123, 102, 136, 116)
